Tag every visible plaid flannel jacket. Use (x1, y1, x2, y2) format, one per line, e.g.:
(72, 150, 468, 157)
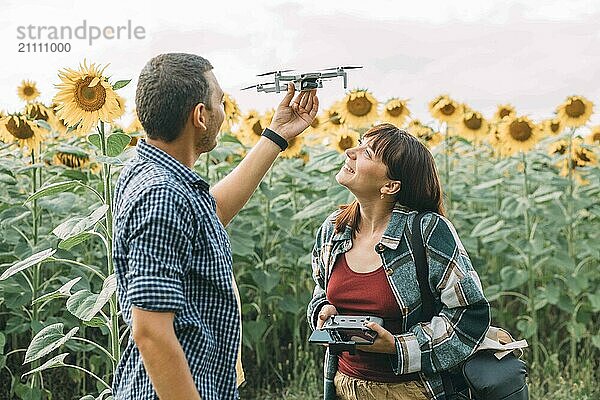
(112, 140, 239, 400)
(307, 204, 491, 400)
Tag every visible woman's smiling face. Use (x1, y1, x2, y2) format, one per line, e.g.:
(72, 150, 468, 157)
(335, 137, 391, 198)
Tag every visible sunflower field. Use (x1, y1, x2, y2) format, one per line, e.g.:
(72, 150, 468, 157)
(0, 61, 599, 400)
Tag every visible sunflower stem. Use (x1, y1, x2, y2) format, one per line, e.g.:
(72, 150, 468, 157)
(521, 151, 539, 367)
(29, 149, 42, 388)
(97, 122, 121, 374)
(566, 127, 578, 376)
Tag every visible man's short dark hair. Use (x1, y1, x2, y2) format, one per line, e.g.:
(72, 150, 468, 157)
(136, 53, 213, 142)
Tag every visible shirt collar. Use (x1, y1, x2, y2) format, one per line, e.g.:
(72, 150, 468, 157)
(331, 203, 413, 249)
(136, 139, 210, 191)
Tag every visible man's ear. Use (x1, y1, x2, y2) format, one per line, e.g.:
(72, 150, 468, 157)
(381, 180, 402, 196)
(192, 103, 207, 130)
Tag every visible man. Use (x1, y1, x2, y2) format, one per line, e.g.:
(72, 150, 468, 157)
(112, 53, 318, 400)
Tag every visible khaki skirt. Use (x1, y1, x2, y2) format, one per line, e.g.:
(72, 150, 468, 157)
(334, 371, 429, 400)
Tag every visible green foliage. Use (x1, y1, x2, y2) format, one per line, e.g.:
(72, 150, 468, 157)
(0, 125, 598, 399)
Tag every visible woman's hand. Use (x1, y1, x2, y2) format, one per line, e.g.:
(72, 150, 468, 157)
(356, 322, 397, 354)
(316, 304, 338, 329)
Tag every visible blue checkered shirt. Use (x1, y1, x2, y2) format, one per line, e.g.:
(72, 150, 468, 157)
(112, 140, 240, 399)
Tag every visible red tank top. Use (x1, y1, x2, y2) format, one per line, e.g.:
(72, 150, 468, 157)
(326, 253, 407, 383)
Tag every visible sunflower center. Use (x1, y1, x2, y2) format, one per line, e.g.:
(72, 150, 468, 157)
(338, 136, 354, 150)
(550, 122, 560, 133)
(252, 120, 263, 136)
(28, 105, 49, 122)
(347, 97, 372, 117)
(330, 112, 342, 126)
(387, 105, 404, 117)
(499, 108, 511, 118)
(23, 86, 35, 96)
(6, 117, 35, 139)
(576, 149, 591, 163)
(75, 76, 107, 112)
(440, 103, 455, 116)
(464, 114, 482, 130)
(565, 99, 585, 118)
(509, 121, 533, 142)
(592, 132, 600, 143)
(552, 144, 567, 155)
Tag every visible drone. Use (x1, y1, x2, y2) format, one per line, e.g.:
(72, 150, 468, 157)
(241, 66, 362, 93)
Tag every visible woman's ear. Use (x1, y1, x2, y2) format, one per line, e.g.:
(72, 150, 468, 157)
(192, 103, 207, 130)
(381, 180, 401, 196)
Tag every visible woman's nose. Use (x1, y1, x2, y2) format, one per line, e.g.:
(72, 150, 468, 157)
(345, 147, 356, 159)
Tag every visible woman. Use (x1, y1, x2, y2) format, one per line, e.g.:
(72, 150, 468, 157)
(307, 124, 491, 400)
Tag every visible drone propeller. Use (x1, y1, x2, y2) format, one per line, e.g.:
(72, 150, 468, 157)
(322, 65, 363, 71)
(240, 82, 272, 90)
(256, 69, 294, 77)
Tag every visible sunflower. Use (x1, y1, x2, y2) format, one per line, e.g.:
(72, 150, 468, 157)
(0, 113, 45, 152)
(221, 93, 241, 133)
(380, 98, 410, 127)
(573, 146, 596, 167)
(585, 126, 600, 145)
(493, 104, 516, 122)
(556, 95, 594, 128)
(499, 116, 540, 154)
(53, 146, 90, 169)
(238, 109, 273, 147)
(338, 90, 379, 128)
(331, 128, 359, 154)
(429, 95, 463, 124)
(414, 124, 442, 148)
(24, 102, 57, 131)
(541, 118, 564, 136)
(556, 138, 598, 182)
(114, 94, 127, 120)
(53, 60, 122, 135)
(548, 139, 568, 156)
(17, 80, 40, 102)
(486, 123, 511, 156)
(280, 135, 304, 159)
(456, 109, 489, 144)
(322, 103, 345, 134)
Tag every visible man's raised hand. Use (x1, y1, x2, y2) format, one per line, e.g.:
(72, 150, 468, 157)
(268, 83, 319, 140)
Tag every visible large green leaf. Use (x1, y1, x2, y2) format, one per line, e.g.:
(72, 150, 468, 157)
(0, 249, 56, 281)
(22, 353, 68, 377)
(112, 79, 131, 90)
(500, 266, 528, 290)
(33, 277, 82, 305)
(88, 133, 102, 150)
(66, 274, 116, 321)
(24, 323, 79, 364)
(106, 133, 131, 157)
(53, 205, 108, 240)
(25, 181, 81, 204)
(59, 232, 94, 251)
(250, 270, 280, 294)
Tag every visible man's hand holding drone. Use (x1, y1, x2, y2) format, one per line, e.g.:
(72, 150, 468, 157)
(269, 83, 319, 140)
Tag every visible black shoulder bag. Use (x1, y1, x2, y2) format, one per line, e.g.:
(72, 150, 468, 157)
(411, 212, 529, 400)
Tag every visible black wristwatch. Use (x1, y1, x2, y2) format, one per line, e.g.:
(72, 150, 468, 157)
(261, 128, 288, 151)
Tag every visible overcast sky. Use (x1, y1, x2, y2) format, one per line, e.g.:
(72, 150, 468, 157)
(3, 0, 599, 128)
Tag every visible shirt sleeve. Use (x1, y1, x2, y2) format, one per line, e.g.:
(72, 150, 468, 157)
(393, 213, 491, 376)
(307, 224, 331, 330)
(125, 186, 195, 313)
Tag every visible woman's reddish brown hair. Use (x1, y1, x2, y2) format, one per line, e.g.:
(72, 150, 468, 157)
(335, 123, 445, 234)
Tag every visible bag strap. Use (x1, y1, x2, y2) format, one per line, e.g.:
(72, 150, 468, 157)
(411, 212, 434, 322)
(411, 212, 462, 398)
